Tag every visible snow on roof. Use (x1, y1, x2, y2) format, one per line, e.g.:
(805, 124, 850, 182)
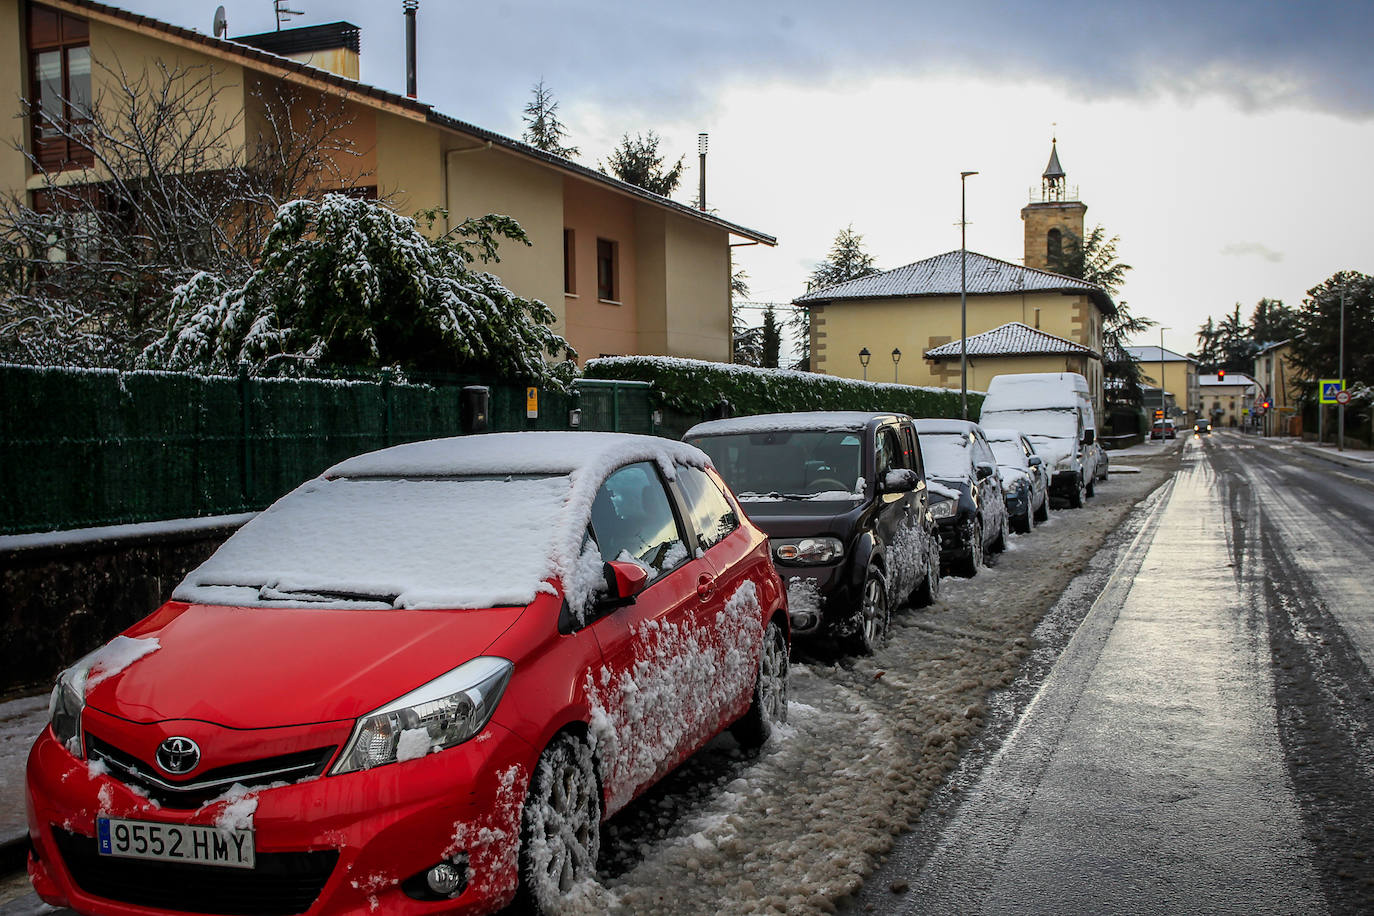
(923, 322, 1098, 359)
(176, 433, 709, 611)
(793, 251, 1114, 316)
(685, 411, 894, 438)
(1124, 345, 1196, 363)
(981, 372, 1089, 412)
(915, 419, 982, 435)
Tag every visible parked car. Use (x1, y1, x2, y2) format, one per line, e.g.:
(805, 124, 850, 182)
(1193, 419, 1212, 435)
(1151, 419, 1178, 439)
(685, 411, 940, 654)
(979, 372, 1101, 508)
(27, 432, 788, 916)
(915, 419, 1008, 577)
(982, 427, 1049, 533)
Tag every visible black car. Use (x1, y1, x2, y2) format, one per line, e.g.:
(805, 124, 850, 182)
(915, 419, 1009, 577)
(1194, 419, 1212, 435)
(686, 412, 940, 654)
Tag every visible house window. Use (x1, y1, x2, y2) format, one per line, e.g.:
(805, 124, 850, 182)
(1046, 228, 1062, 263)
(28, 4, 93, 171)
(597, 238, 618, 302)
(563, 228, 576, 294)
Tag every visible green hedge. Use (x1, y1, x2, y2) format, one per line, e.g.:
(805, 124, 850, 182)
(583, 356, 980, 429)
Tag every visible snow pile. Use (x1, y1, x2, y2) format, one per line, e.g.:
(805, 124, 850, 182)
(686, 412, 873, 438)
(786, 578, 821, 622)
(445, 763, 527, 903)
(587, 581, 763, 815)
(212, 783, 258, 832)
(176, 432, 710, 612)
(65, 636, 161, 696)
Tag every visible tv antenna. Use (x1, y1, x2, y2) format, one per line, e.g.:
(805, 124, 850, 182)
(274, 0, 304, 30)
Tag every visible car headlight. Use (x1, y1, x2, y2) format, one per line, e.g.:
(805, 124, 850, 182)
(49, 669, 86, 757)
(929, 498, 956, 519)
(333, 656, 513, 774)
(773, 536, 844, 565)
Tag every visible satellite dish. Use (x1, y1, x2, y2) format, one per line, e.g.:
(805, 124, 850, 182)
(213, 5, 228, 38)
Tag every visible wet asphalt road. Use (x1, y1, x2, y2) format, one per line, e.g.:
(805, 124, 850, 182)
(857, 432, 1374, 915)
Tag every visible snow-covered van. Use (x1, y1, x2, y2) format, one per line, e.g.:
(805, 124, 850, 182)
(977, 372, 1101, 508)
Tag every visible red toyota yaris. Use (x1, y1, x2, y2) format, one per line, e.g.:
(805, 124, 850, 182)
(26, 432, 789, 915)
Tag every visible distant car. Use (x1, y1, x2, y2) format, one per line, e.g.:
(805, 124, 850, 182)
(27, 432, 788, 916)
(1150, 419, 1177, 440)
(685, 412, 941, 654)
(982, 428, 1049, 533)
(915, 419, 1008, 577)
(1194, 419, 1212, 435)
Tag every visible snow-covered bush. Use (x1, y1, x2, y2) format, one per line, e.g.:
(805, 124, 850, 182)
(140, 195, 576, 387)
(583, 355, 976, 419)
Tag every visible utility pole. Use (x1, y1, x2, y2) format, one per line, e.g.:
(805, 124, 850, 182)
(960, 170, 978, 419)
(1339, 283, 1347, 452)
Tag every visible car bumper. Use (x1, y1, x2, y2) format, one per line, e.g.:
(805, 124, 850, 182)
(935, 517, 974, 562)
(779, 564, 854, 636)
(1049, 470, 1080, 496)
(27, 721, 535, 916)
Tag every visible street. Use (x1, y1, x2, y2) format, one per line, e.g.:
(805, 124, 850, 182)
(852, 432, 1374, 914)
(5, 435, 1374, 914)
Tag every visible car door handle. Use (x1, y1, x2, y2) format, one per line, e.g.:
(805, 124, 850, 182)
(696, 574, 716, 601)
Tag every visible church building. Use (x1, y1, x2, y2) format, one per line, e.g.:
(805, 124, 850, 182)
(795, 141, 1114, 419)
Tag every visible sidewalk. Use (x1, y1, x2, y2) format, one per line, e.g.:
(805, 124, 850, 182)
(0, 695, 45, 873)
(1240, 433, 1374, 470)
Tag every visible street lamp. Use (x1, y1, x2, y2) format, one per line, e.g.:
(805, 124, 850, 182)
(891, 347, 902, 383)
(960, 170, 979, 419)
(859, 347, 872, 381)
(1159, 327, 1169, 441)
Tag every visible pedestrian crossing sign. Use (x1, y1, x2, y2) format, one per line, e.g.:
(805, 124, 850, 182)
(1319, 379, 1345, 404)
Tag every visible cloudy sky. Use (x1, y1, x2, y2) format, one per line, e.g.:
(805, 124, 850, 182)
(122, 0, 1373, 355)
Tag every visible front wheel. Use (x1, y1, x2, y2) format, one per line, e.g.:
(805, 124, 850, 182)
(1067, 475, 1086, 509)
(517, 734, 602, 914)
(733, 618, 789, 748)
(1012, 507, 1032, 534)
(990, 511, 1010, 552)
(914, 538, 942, 607)
(1033, 496, 1049, 524)
(956, 520, 983, 578)
(850, 567, 889, 655)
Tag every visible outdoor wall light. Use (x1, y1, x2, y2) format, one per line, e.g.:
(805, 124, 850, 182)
(859, 347, 872, 381)
(892, 347, 901, 383)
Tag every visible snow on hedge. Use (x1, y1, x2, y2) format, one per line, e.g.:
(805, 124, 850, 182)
(175, 432, 710, 611)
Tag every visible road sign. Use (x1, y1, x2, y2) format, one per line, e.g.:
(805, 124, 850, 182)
(1319, 379, 1346, 404)
(1336, 389, 1352, 406)
(526, 387, 538, 418)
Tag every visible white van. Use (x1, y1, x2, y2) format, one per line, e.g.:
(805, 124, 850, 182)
(978, 372, 1101, 508)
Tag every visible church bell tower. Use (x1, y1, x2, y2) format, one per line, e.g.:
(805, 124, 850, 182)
(1021, 137, 1087, 271)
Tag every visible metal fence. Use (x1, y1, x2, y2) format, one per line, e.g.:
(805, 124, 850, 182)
(0, 365, 657, 535)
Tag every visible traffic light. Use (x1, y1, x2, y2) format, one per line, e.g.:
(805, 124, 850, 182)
(1261, 400, 1272, 409)
(1218, 369, 1226, 380)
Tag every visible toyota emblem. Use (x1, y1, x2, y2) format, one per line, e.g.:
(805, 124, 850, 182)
(155, 737, 201, 775)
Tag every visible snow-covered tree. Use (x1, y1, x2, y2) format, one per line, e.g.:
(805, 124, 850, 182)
(0, 62, 365, 368)
(601, 132, 684, 196)
(521, 80, 578, 159)
(790, 225, 881, 370)
(139, 194, 576, 386)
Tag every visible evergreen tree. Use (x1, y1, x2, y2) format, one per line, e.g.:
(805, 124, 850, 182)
(761, 305, 781, 369)
(1045, 225, 1131, 299)
(1249, 297, 1298, 345)
(600, 132, 684, 196)
(790, 225, 881, 370)
(1193, 316, 1221, 371)
(1288, 271, 1373, 393)
(521, 80, 578, 159)
(140, 195, 576, 386)
(1216, 303, 1256, 372)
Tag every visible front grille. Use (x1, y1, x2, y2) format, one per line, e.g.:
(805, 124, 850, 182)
(53, 827, 337, 916)
(86, 736, 336, 809)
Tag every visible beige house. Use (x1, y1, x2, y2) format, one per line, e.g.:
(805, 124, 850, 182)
(0, 0, 774, 364)
(794, 142, 1114, 418)
(923, 321, 1099, 393)
(1200, 372, 1260, 428)
(795, 249, 1112, 417)
(1126, 345, 1199, 423)
(1253, 340, 1301, 436)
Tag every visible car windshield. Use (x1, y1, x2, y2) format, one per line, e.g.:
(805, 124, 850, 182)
(689, 430, 863, 499)
(175, 474, 570, 610)
(982, 408, 1078, 441)
(918, 433, 973, 481)
(989, 440, 1027, 467)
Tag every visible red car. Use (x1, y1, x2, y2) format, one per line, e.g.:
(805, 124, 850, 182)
(26, 432, 789, 916)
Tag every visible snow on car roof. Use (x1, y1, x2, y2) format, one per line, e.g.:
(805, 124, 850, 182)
(980, 427, 1023, 442)
(914, 419, 981, 435)
(176, 433, 710, 611)
(686, 411, 897, 438)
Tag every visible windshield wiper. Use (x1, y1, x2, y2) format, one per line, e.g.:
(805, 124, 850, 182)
(257, 585, 401, 606)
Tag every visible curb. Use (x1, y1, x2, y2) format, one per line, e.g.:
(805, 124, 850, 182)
(1292, 444, 1374, 471)
(0, 834, 28, 876)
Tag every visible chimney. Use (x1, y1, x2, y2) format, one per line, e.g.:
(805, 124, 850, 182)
(697, 132, 708, 211)
(233, 21, 361, 80)
(404, 1, 419, 98)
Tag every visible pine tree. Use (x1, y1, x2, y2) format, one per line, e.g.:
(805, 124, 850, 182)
(1249, 297, 1298, 345)
(1288, 271, 1372, 392)
(601, 132, 684, 196)
(790, 225, 881, 370)
(521, 80, 578, 159)
(761, 305, 781, 369)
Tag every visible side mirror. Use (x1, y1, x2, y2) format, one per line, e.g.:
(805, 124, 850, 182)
(1082, 429, 1096, 445)
(880, 468, 920, 494)
(975, 462, 995, 480)
(598, 560, 649, 609)
(1027, 455, 1044, 467)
